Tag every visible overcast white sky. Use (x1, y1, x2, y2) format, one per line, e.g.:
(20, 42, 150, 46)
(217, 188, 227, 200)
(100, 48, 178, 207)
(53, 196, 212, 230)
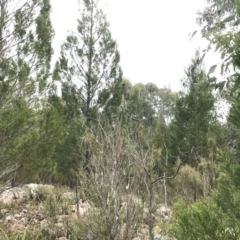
(51, 0, 220, 92)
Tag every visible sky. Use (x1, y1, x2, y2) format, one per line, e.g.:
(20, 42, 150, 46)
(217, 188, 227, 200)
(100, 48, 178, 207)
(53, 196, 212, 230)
(50, 0, 220, 92)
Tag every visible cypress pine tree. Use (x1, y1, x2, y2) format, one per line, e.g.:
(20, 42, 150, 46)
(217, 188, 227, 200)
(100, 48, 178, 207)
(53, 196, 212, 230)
(0, 0, 57, 184)
(169, 52, 216, 165)
(54, 0, 123, 171)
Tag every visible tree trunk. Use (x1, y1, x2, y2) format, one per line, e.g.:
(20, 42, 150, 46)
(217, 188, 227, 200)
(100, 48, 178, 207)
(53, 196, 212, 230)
(163, 172, 168, 208)
(148, 182, 154, 240)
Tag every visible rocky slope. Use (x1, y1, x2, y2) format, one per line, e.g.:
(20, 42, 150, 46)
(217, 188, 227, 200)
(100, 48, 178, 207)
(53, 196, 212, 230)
(0, 184, 172, 240)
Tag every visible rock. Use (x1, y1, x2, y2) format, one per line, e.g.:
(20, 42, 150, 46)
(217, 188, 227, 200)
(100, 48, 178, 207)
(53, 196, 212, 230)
(78, 199, 90, 216)
(71, 205, 76, 213)
(154, 234, 165, 240)
(71, 199, 91, 216)
(156, 205, 171, 221)
(38, 203, 44, 211)
(25, 204, 31, 208)
(1, 209, 8, 215)
(19, 212, 25, 217)
(35, 212, 44, 221)
(33, 219, 39, 224)
(0, 187, 27, 204)
(1, 191, 14, 205)
(24, 183, 54, 199)
(143, 207, 149, 220)
(140, 226, 149, 236)
(5, 215, 16, 224)
(143, 208, 156, 224)
(22, 209, 28, 213)
(40, 219, 48, 228)
(10, 223, 26, 232)
(18, 217, 28, 226)
(14, 214, 21, 219)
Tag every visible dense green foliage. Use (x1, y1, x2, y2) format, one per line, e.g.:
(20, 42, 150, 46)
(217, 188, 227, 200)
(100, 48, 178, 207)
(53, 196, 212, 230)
(1, 0, 240, 239)
(53, 0, 123, 173)
(168, 2, 240, 240)
(168, 52, 216, 164)
(0, 0, 61, 185)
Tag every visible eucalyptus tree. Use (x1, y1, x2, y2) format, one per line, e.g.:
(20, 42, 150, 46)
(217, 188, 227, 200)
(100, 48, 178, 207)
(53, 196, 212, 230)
(124, 83, 175, 130)
(196, 0, 240, 91)
(198, 0, 240, 160)
(54, 0, 123, 171)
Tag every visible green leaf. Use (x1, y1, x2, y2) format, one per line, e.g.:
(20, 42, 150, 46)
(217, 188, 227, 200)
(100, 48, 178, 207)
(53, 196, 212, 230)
(190, 30, 197, 40)
(201, 53, 206, 62)
(226, 80, 230, 89)
(233, 19, 240, 26)
(209, 77, 217, 82)
(194, 82, 209, 89)
(215, 43, 221, 52)
(208, 65, 217, 75)
(207, 42, 212, 51)
(215, 81, 226, 91)
(221, 63, 224, 75)
(224, 56, 231, 62)
(217, 3, 230, 18)
(225, 62, 231, 72)
(220, 3, 228, 13)
(222, 15, 235, 24)
(221, 51, 226, 60)
(201, 26, 207, 36)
